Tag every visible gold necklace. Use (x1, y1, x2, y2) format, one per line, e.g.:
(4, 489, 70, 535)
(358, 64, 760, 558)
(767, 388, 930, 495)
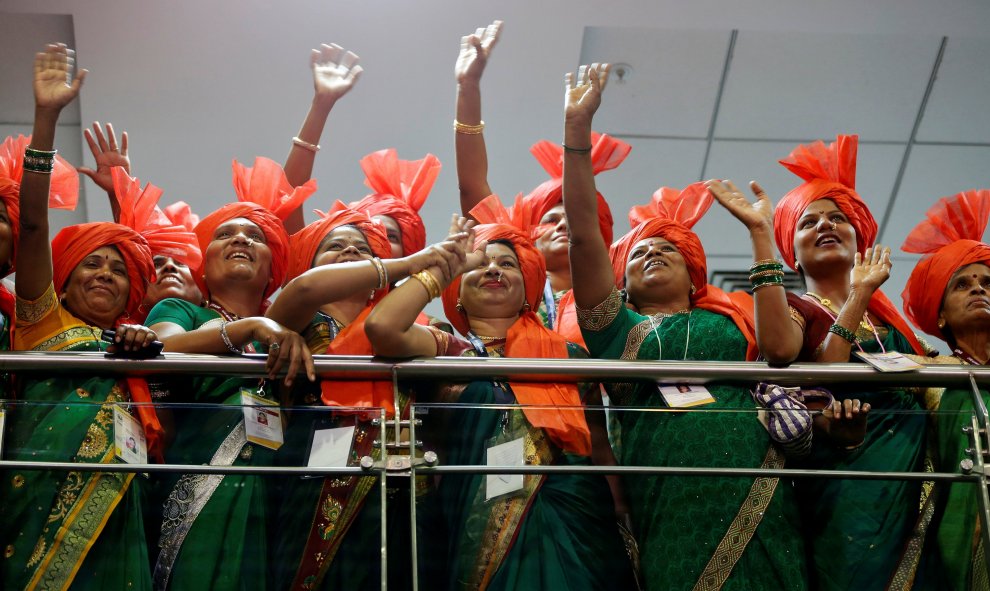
(804, 292, 875, 334)
(473, 334, 507, 343)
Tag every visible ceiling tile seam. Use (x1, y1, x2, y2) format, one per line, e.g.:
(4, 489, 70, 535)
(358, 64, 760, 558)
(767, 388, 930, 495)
(877, 36, 948, 245)
(0, 121, 81, 127)
(698, 29, 738, 182)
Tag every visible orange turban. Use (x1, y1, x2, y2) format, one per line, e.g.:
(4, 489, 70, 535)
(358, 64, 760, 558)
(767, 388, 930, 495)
(51, 222, 154, 321)
(195, 157, 316, 300)
(0, 134, 79, 274)
(287, 201, 392, 283)
(611, 183, 759, 359)
(773, 135, 877, 270)
(163, 201, 200, 232)
(902, 190, 990, 340)
(522, 131, 629, 245)
(348, 149, 440, 256)
(440, 223, 591, 456)
(112, 167, 202, 270)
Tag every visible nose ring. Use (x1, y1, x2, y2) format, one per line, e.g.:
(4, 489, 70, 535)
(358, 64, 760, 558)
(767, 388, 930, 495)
(829, 221, 837, 231)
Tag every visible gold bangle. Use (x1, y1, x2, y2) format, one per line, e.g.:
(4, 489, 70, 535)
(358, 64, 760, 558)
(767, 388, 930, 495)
(751, 258, 780, 267)
(370, 257, 388, 290)
(749, 269, 785, 281)
(752, 282, 784, 292)
(453, 120, 485, 135)
(412, 271, 441, 300)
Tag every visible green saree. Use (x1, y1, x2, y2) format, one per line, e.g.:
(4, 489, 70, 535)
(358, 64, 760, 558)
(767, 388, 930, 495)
(1, 285, 151, 590)
(434, 339, 635, 591)
(146, 298, 275, 591)
(580, 291, 808, 591)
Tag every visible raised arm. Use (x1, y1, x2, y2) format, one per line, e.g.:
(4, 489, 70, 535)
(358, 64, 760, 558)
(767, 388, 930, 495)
(267, 230, 464, 334)
(282, 43, 363, 234)
(366, 216, 482, 357)
(17, 43, 87, 301)
(454, 21, 501, 215)
(561, 63, 616, 310)
(708, 180, 804, 363)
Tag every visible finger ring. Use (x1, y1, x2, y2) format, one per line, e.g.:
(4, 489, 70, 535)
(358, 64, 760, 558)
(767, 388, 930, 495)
(270, 342, 281, 351)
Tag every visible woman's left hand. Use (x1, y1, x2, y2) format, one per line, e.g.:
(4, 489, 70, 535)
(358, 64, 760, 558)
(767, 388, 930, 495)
(850, 245, 892, 295)
(111, 323, 158, 352)
(564, 63, 610, 126)
(822, 398, 871, 448)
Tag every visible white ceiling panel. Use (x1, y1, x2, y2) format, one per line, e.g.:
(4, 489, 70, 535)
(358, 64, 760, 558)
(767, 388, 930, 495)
(916, 37, 990, 144)
(595, 137, 708, 236)
(697, 140, 905, 257)
(579, 27, 731, 138)
(716, 31, 942, 142)
(879, 145, 990, 249)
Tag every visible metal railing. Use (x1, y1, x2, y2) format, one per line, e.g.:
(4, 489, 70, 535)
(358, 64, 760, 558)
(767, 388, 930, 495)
(1, 351, 989, 589)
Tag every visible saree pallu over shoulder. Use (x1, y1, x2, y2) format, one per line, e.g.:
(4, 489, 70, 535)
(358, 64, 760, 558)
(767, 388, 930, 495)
(579, 301, 808, 591)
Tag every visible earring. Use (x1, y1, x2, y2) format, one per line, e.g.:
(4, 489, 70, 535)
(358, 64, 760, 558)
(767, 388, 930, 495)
(690, 284, 697, 296)
(618, 288, 628, 303)
(521, 302, 531, 313)
(455, 298, 465, 314)
(937, 318, 946, 330)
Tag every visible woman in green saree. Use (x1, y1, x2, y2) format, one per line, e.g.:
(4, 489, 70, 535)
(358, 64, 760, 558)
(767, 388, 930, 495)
(707, 134, 932, 590)
(561, 64, 808, 591)
(901, 189, 990, 590)
(1, 43, 164, 591)
(365, 217, 634, 590)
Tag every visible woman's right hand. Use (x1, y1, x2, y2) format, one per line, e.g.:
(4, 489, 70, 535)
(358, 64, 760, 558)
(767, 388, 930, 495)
(34, 43, 86, 112)
(455, 21, 502, 85)
(707, 179, 774, 234)
(850, 245, 892, 295)
(564, 63, 610, 127)
(249, 318, 316, 387)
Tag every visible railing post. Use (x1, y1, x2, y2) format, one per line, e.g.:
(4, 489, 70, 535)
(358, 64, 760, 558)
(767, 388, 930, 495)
(967, 373, 990, 579)
(409, 403, 419, 591)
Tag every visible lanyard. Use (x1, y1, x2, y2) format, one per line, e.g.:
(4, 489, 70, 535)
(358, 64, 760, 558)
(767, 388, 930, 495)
(648, 310, 692, 361)
(542, 279, 557, 329)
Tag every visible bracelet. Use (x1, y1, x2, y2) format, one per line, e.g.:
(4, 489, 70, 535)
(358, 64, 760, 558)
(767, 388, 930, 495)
(219, 320, 243, 354)
(292, 136, 320, 152)
(23, 146, 57, 174)
(411, 270, 442, 300)
(370, 257, 388, 290)
(562, 143, 592, 154)
(749, 269, 784, 281)
(750, 258, 781, 268)
(453, 120, 485, 135)
(752, 281, 784, 292)
(828, 323, 859, 344)
(749, 261, 784, 274)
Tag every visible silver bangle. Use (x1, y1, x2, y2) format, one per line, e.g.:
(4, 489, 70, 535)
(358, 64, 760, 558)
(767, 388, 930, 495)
(292, 136, 320, 152)
(219, 320, 243, 354)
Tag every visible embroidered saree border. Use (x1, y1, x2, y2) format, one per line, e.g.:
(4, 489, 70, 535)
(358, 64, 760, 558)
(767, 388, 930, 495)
(25, 396, 133, 591)
(469, 421, 555, 590)
(887, 450, 938, 591)
(153, 423, 247, 590)
(692, 445, 784, 591)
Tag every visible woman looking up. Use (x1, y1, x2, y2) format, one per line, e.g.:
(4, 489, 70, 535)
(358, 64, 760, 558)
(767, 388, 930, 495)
(901, 190, 990, 590)
(707, 134, 931, 590)
(562, 63, 807, 591)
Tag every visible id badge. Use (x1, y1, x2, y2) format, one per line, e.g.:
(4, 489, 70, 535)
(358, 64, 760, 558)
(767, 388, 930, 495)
(657, 383, 716, 408)
(485, 425, 527, 501)
(113, 405, 148, 465)
(854, 351, 923, 373)
(241, 389, 284, 450)
(306, 426, 355, 470)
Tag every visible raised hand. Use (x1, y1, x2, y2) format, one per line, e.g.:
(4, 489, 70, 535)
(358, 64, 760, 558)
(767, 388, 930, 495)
(34, 43, 86, 112)
(78, 122, 130, 193)
(455, 20, 502, 85)
(707, 179, 774, 233)
(850, 245, 892, 294)
(565, 63, 610, 126)
(311, 43, 363, 106)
